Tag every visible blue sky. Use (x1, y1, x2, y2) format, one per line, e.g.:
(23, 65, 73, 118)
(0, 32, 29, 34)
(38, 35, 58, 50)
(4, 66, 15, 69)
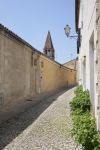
(0, 0, 77, 63)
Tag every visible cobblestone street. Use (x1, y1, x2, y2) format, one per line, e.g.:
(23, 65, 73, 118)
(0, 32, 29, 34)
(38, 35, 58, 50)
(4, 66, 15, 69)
(0, 87, 82, 150)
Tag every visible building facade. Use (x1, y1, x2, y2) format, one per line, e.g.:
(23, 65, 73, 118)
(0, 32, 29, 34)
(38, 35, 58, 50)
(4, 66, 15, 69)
(63, 59, 78, 83)
(75, 0, 100, 130)
(0, 24, 76, 123)
(63, 59, 77, 70)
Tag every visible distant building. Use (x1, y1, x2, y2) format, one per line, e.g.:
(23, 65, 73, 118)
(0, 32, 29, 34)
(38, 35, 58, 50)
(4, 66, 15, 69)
(43, 31, 55, 60)
(63, 58, 78, 84)
(63, 59, 77, 70)
(75, 0, 100, 130)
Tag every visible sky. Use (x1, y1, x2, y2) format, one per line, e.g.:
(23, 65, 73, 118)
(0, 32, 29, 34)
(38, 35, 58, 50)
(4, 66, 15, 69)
(0, 0, 77, 64)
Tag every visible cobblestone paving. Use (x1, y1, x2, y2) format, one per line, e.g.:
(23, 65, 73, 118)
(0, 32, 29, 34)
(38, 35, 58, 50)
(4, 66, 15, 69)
(0, 87, 82, 150)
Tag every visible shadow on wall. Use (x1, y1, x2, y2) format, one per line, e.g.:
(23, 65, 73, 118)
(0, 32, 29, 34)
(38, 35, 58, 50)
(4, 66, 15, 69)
(0, 86, 75, 149)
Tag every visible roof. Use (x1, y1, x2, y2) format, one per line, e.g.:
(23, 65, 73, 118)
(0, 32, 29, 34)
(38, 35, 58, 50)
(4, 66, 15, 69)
(75, 0, 80, 32)
(63, 58, 77, 65)
(43, 31, 54, 51)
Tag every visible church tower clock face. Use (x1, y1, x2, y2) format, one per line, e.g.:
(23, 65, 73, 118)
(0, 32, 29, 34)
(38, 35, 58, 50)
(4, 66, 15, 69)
(43, 31, 55, 60)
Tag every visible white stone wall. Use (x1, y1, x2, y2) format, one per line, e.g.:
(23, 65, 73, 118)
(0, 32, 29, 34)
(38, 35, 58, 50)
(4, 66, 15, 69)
(78, 0, 100, 130)
(95, 0, 100, 131)
(79, 0, 96, 89)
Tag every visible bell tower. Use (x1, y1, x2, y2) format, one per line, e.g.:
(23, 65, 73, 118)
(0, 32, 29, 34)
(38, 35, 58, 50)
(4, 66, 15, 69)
(43, 31, 55, 60)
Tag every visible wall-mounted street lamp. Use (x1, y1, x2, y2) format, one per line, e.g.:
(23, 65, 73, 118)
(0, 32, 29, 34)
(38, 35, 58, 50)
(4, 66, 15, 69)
(64, 24, 78, 38)
(64, 24, 81, 54)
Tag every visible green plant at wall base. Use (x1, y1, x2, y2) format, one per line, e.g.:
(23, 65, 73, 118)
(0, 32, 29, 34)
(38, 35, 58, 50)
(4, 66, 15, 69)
(74, 85, 83, 96)
(92, 134, 100, 149)
(70, 86, 91, 113)
(70, 86, 100, 150)
(72, 112, 100, 150)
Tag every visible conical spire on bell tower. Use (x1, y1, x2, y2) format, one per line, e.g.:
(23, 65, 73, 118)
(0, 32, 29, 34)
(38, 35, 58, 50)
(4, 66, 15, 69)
(43, 31, 55, 60)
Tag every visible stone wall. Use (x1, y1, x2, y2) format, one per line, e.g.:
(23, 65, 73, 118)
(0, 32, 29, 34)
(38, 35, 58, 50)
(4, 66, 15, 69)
(75, 0, 100, 130)
(0, 30, 36, 110)
(96, 0, 100, 131)
(0, 26, 76, 122)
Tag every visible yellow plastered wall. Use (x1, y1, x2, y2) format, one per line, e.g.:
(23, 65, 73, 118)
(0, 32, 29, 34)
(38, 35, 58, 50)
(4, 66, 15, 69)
(39, 55, 76, 93)
(0, 29, 76, 112)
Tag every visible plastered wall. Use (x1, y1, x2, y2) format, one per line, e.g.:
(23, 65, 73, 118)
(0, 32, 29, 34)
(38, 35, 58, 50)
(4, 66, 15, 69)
(39, 56, 76, 93)
(0, 28, 76, 115)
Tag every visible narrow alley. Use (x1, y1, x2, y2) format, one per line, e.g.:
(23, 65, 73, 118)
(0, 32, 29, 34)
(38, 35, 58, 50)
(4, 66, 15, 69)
(0, 87, 82, 150)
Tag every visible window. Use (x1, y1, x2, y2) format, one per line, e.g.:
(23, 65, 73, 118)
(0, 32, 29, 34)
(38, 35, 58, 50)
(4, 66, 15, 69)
(34, 59, 37, 66)
(45, 50, 47, 54)
(41, 62, 44, 68)
(47, 50, 52, 57)
(77, 28, 81, 54)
